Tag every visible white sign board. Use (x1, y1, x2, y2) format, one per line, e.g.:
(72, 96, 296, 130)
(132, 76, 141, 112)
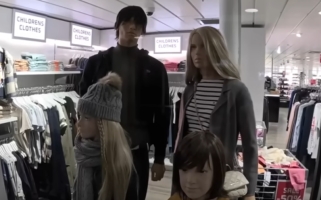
(154, 36, 181, 53)
(13, 12, 46, 41)
(71, 25, 93, 47)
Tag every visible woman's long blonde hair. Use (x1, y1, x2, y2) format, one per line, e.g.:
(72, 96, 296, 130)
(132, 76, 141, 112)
(97, 120, 133, 200)
(185, 26, 240, 84)
(95, 73, 134, 200)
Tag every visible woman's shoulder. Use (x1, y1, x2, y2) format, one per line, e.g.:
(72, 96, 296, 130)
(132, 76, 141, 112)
(225, 79, 247, 90)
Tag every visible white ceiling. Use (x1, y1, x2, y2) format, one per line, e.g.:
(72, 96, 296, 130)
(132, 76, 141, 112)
(264, 0, 321, 70)
(2, 0, 320, 70)
(0, 0, 223, 31)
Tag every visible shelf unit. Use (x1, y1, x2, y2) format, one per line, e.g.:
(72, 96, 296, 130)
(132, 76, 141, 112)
(167, 71, 185, 74)
(16, 71, 81, 75)
(0, 116, 18, 125)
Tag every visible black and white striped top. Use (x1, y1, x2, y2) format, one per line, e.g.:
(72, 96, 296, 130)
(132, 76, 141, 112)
(186, 79, 224, 132)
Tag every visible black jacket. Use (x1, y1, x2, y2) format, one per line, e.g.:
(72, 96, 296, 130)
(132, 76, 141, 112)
(79, 47, 171, 164)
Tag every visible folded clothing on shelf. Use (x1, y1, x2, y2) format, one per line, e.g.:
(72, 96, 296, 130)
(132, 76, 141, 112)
(21, 52, 49, 71)
(178, 60, 186, 72)
(64, 64, 78, 71)
(0, 100, 15, 117)
(48, 60, 64, 71)
(165, 62, 178, 72)
(21, 52, 47, 61)
(14, 60, 29, 71)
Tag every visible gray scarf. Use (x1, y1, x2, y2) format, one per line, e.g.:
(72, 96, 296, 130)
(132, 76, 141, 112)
(73, 135, 101, 200)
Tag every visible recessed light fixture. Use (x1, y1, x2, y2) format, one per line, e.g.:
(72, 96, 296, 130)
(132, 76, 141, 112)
(277, 46, 281, 54)
(319, 11, 321, 15)
(307, 60, 310, 61)
(296, 33, 302, 37)
(245, 8, 258, 13)
(306, 57, 310, 58)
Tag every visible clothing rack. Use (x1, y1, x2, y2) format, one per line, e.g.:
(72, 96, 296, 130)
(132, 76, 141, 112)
(16, 84, 74, 96)
(286, 87, 321, 191)
(0, 86, 79, 200)
(169, 81, 185, 87)
(0, 136, 14, 144)
(311, 137, 321, 200)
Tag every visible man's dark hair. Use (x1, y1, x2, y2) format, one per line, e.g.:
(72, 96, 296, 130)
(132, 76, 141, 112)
(114, 6, 148, 39)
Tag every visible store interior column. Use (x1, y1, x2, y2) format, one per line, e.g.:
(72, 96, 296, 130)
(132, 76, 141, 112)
(240, 27, 266, 121)
(219, 0, 241, 66)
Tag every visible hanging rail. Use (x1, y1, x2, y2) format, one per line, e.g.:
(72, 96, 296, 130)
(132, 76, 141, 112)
(15, 84, 74, 96)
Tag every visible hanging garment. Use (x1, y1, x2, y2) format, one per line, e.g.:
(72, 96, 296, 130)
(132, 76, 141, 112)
(12, 152, 38, 200)
(47, 108, 71, 200)
(1, 159, 15, 200)
(61, 106, 76, 187)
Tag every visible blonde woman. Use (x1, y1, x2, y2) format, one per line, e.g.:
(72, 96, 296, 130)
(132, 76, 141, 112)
(74, 72, 137, 200)
(174, 26, 257, 200)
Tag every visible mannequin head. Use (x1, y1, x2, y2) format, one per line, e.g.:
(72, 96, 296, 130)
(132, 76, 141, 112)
(173, 131, 227, 200)
(77, 113, 99, 139)
(77, 73, 133, 200)
(186, 26, 240, 83)
(114, 6, 147, 47)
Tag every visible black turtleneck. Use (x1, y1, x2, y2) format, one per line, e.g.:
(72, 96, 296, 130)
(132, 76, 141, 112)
(112, 44, 148, 148)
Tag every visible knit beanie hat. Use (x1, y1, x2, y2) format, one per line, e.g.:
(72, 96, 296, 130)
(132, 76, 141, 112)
(77, 72, 122, 122)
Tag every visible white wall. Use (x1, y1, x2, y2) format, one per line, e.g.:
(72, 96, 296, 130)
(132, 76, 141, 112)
(141, 32, 190, 51)
(240, 27, 266, 121)
(0, 6, 102, 88)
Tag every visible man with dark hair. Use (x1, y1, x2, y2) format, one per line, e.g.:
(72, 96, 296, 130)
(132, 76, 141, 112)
(79, 6, 170, 200)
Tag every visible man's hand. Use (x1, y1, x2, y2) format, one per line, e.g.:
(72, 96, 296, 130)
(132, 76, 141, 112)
(151, 163, 166, 181)
(244, 196, 256, 200)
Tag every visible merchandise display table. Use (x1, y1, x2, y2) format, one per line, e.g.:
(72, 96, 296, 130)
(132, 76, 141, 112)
(238, 121, 266, 147)
(265, 94, 280, 123)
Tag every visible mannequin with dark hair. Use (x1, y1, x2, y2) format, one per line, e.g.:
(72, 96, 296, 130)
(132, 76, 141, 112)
(170, 131, 229, 200)
(79, 6, 171, 200)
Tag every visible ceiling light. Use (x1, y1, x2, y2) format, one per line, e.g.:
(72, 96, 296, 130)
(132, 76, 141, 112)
(306, 57, 310, 58)
(245, 8, 258, 13)
(277, 46, 281, 54)
(307, 60, 310, 61)
(296, 33, 302, 37)
(319, 11, 321, 15)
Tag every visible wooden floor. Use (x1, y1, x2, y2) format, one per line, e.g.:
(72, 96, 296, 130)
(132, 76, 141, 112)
(146, 171, 172, 200)
(146, 108, 311, 200)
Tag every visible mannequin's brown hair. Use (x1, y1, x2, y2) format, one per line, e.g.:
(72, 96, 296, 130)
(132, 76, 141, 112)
(172, 131, 227, 200)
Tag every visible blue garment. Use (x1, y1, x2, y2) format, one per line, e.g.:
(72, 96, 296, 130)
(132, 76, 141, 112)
(46, 108, 71, 200)
(21, 52, 46, 61)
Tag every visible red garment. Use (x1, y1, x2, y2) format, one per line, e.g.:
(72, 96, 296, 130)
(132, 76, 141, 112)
(164, 62, 178, 71)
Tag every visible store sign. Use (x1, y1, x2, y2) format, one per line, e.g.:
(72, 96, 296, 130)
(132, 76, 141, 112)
(13, 11, 46, 41)
(276, 181, 305, 200)
(71, 25, 93, 47)
(154, 36, 181, 53)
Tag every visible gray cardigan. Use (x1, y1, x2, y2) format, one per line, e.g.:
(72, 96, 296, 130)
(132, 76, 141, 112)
(176, 79, 258, 195)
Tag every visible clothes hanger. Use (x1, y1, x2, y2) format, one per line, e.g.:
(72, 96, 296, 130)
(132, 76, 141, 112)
(30, 94, 49, 109)
(51, 93, 66, 104)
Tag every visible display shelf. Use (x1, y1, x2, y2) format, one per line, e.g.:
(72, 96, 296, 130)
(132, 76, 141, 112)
(0, 116, 17, 125)
(167, 71, 184, 74)
(16, 71, 81, 75)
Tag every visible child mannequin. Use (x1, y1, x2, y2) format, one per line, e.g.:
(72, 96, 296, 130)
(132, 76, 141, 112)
(170, 131, 229, 200)
(73, 72, 137, 200)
